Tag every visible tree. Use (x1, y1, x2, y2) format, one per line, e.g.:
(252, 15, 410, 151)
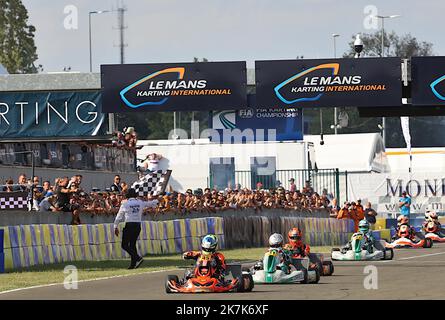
(343, 31, 434, 58)
(193, 57, 208, 62)
(0, 0, 40, 73)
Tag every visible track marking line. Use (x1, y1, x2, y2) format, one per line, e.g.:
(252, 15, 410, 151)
(0, 268, 181, 296)
(0, 259, 256, 296)
(398, 251, 445, 261)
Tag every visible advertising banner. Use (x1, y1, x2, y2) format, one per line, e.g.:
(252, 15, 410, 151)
(211, 107, 303, 142)
(344, 172, 445, 215)
(101, 62, 247, 113)
(0, 91, 105, 138)
(255, 57, 402, 108)
(411, 56, 445, 106)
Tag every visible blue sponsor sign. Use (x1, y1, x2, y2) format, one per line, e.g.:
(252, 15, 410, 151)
(0, 91, 105, 138)
(211, 102, 303, 142)
(101, 62, 247, 112)
(256, 58, 402, 108)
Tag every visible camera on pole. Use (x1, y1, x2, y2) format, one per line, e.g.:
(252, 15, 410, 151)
(354, 34, 363, 58)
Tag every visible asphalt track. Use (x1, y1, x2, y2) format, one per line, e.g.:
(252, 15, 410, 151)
(1, 243, 445, 300)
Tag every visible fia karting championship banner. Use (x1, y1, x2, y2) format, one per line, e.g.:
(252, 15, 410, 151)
(411, 56, 445, 106)
(0, 91, 105, 138)
(212, 107, 303, 141)
(255, 58, 402, 108)
(101, 62, 247, 113)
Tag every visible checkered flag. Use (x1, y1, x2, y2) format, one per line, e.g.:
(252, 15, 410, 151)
(131, 170, 172, 197)
(0, 191, 28, 210)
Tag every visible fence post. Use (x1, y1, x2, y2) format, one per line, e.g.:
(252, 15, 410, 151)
(345, 170, 349, 202)
(0, 228, 3, 273)
(335, 168, 340, 204)
(208, 172, 213, 189)
(31, 151, 35, 211)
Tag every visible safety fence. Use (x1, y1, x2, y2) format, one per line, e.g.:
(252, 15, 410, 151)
(223, 216, 354, 249)
(4, 215, 418, 272)
(0, 217, 223, 270)
(229, 168, 340, 201)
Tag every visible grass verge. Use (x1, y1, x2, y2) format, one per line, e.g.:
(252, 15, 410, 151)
(0, 246, 332, 293)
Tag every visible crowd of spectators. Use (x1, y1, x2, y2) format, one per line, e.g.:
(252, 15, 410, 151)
(330, 199, 378, 231)
(0, 174, 377, 229)
(0, 173, 130, 224)
(1, 173, 373, 226)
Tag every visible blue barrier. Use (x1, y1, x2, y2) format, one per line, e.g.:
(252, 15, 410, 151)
(385, 218, 425, 229)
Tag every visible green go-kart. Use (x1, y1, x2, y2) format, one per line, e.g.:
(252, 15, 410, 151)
(249, 248, 320, 284)
(331, 232, 394, 261)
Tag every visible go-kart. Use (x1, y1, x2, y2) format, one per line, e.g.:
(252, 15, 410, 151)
(384, 236, 433, 249)
(331, 232, 394, 261)
(423, 221, 445, 243)
(288, 251, 334, 276)
(249, 248, 320, 284)
(165, 254, 254, 293)
(384, 225, 433, 249)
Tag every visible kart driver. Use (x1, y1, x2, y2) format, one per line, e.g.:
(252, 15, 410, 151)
(284, 227, 311, 257)
(393, 215, 417, 240)
(268, 233, 292, 274)
(342, 219, 376, 253)
(182, 234, 226, 280)
(423, 211, 444, 235)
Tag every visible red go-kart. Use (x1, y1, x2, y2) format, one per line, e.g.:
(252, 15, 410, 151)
(384, 225, 433, 249)
(423, 221, 445, 243)
(165, 254, 254, 293)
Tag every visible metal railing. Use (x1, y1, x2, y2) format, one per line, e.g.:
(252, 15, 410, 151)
(209, 168, 340, 202)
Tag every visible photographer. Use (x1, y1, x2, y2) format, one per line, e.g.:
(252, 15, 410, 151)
(55, 177, 81, 225)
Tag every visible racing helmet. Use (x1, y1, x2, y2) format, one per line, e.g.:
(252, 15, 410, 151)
(397, 215, 409, 225)
(429, 212, 438, 220)
(201, 234, 218, 255)
(269, 233, 284, 248)
(425, 221, 437, 233)
(288, 228, 303, 245)
(398, 224, 410, 238)
(358, 219, 370, 233)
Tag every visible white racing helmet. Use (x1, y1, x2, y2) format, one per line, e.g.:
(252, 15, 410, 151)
(268, 233, 284, 248)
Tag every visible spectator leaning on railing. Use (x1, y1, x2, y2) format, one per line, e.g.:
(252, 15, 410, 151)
(55, 177, 81, 225)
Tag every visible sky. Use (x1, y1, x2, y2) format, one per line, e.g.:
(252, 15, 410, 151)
(21, 0, 445, 73)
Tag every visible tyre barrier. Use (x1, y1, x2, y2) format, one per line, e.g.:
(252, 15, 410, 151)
(0, 217, 223, 271)
(223, 216, 355, 249)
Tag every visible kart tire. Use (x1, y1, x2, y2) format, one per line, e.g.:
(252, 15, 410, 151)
(424, 238, 433, 248)
(238, 273, 254, 292)
(322, 261, 334, 276)
(383, 248, 394, 260)
(331, 248, 340, 252)
(299, 269, 309, 284)
(165, 275, 179, 294)
(312, 268, 321, 284)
